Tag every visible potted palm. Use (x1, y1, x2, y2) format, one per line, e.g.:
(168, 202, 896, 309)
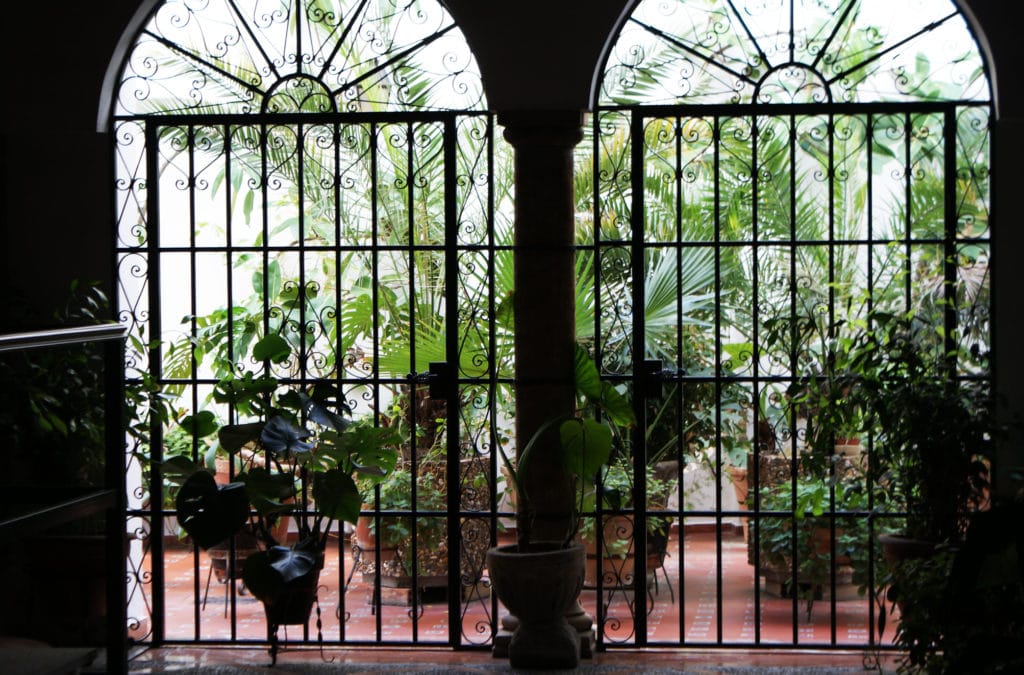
(844, 310, 1002, 668)
(486, 344, 635, 669)
(174, 343, 400, 664)
(851, 311, 994, 553)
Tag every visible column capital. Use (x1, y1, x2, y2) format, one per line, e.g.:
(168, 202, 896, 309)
(498, 110, 585, 148)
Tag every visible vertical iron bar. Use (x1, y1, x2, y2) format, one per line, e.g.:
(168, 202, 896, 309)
(223, 123, 239, 638)
(827, 111, 838, 645)
(297, 122, 308, 384)
(145, 120, 166, 646)
(370, 120, 384, 641)
(406, 119, 421, 642)
(259, 120, 273, 647)
(944, 107, 958, 365)
(631, 109, 649, 642)
(592, 111, 607, 647)
(904, 112, 913, 311)
(486, 113, 501, 646)
(712, 113, 724, 644)
(676, 114, 690, 645)
(105, 323, 128, 673)
(187, 123, 204, 640)
(750, 112, 763, 647)
(443, 116, 461, 647)
(865, 112, 879, 648)
(108, 122, 129, 675)
(333, 120, 346, 643)
(297, 121, 311, 644)
(788, 112, 800, 645)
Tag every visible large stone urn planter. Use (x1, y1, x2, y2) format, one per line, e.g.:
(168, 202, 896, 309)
(486, 542, 586, 669)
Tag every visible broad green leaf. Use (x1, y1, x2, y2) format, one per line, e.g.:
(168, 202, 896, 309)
(217, 422, 263, 453)
(180, 410, 218, 438)
(252, 334, 291, 363)
(242, 542, 321, 604)
(559, 418, 612, 481)
(260, 416, 314, 457)
(573, 343, 604, 402)
(175, 471, 249, 550)
(240, 467, 296, 516)
(313, 468, 361, 525)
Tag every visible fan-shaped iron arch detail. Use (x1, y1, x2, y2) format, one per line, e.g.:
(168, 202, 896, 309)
(599, 0, 990, 106)
(114, 0, 485, 117)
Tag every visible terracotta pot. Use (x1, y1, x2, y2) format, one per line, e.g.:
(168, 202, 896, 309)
(878, 533, 938, 566)
(811, 527, 852, 566)
(727, 465, 750, 507)
(486, 542, 585, 669)
(728, 465, 750, 541)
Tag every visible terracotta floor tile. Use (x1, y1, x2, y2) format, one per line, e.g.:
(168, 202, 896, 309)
(131, 528, 895, 659)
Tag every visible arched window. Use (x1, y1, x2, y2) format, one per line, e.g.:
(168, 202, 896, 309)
(583, 0, 992, 648)
(110, 0, 511, 648)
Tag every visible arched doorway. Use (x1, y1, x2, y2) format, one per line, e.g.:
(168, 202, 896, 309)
(107, 0, 514, 649)
(583, 0, 993, 649)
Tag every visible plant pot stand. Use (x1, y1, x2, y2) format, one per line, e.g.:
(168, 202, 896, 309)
(487, 543, 590, 669)
(263, 558, 324, 666)
(493, 603, 596, 661)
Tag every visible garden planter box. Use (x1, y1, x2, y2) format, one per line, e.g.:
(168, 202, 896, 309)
(352, 458, 490, 605)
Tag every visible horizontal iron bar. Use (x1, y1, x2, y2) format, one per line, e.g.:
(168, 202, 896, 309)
(116, 110, 494, 126)
(600, 100, 990, 116)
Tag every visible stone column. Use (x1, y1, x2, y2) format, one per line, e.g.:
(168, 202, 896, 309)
(499, 110, 583, 546)
(494, 110, 595, 664)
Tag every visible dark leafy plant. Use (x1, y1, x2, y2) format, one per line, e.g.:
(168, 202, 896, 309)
(0, 281, 144, 508)
(878, 485, 1024, 674)
(175, 341, 401, 610)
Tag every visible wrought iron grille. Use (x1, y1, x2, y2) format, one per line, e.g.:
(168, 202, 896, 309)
(112, 0, 513, 650)
(583, 0, 992, 650)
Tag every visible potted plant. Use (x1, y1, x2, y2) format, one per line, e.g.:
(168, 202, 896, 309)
(844, 310, 1001, 667)
(174, 345, 401, 664)
(754, 474, 874, 620)
(485, 344, 635, 669)
(351, 389, 491, 606)
(352, 456, 448, 600)
(850, 311, 995, 555)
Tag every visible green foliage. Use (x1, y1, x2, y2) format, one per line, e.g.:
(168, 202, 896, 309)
(500, 343, 636, 549)
(578, 457, 675, 560)
(850, 310, 996, 544)
(756, 476, 879, 620)
(358, 458, 448, 577)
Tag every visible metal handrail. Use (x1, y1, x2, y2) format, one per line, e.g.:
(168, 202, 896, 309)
(0, 320, 128, 673)
(0, 322, 126, 353)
